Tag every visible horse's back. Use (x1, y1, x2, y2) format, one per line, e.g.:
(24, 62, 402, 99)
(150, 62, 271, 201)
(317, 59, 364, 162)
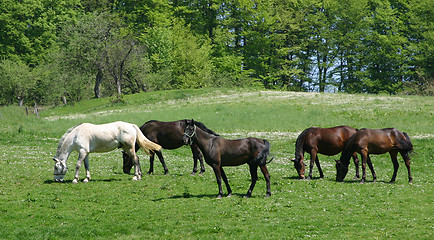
(140, 120, 184, 148)
(351, 128, 404, 154)
(76, 122, 137, 152)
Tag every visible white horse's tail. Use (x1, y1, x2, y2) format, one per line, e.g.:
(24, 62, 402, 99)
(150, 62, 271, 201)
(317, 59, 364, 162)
(133, 124, 162, 155)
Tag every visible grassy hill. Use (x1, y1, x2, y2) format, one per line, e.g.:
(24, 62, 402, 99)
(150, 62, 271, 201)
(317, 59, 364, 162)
(0, 88, 433, 239)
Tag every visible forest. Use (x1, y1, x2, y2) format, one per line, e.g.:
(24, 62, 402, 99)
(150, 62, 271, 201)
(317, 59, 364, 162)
(0, 0, 433, 105)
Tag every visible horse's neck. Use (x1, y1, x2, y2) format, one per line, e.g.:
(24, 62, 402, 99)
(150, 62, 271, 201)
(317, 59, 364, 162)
(57, 132, 76, 162)
(195, 127, 215, 150)
(340, 145, 354, 166)
(294, 133, 306, 161)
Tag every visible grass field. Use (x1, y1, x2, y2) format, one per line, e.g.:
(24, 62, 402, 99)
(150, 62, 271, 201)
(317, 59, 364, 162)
(0, 88, 433, 239)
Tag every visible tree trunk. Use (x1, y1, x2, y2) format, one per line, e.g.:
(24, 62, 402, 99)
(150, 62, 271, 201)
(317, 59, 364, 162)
(94, 68, 103, 98)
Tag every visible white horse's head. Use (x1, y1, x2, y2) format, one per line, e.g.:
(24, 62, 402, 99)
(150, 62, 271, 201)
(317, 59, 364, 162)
(53, 157, 68, 182)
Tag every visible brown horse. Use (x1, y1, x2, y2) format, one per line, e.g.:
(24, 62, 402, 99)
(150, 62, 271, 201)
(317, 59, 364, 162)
(183, 120, 272, 198)
(123, 120, 217, 175)
(291, 126, 360, 179)
(336, 128, 413, 183)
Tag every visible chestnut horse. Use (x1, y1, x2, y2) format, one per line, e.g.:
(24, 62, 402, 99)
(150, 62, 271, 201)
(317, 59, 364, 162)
(183, 120, 272, 198)
(336, 128, 413, 183)
(291, 126, 361, 179)
(123, 120, 217, 175)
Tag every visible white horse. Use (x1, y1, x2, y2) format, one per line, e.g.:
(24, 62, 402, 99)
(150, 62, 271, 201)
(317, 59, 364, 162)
(53, 121, 162, 183)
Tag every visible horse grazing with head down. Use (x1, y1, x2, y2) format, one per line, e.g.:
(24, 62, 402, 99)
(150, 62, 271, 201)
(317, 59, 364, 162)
(336, 128, 413, 183)
(53, 121, 162, 183)
(183, 120, 272, 198)
(291, 125, 361, 179)
(122, 120, 215, 175)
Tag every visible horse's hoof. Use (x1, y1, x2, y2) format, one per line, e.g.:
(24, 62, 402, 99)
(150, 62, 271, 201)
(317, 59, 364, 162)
(227, 194, 232, 198)
(216, 195, 223, 199)
(132, 176, 139, 181)
(83, 178, 89, 183)
(72, 179, 78, 184)
(265, 193, 271, 198)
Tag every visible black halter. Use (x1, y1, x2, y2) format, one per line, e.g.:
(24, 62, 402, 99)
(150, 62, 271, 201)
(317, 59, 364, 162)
(184, 125, 197, 145)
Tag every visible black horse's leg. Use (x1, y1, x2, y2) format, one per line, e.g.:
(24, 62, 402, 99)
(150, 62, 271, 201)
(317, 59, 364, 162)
(389, 151, 399, 183)
(260, 165, 271, 197)
(147, 152, 155, 174)
(400, 150, 412, 183)
(314, 155, 324, 179)
(220, 167, 232, 197)
(198, 151, 205, 174)
(245, 164, 258, 198)
(191, 145, 205, 175)
(122, 151, 134, 174)
(352, 153, 360, 179)
(155, 151, 169, 175)
(367, 156, 376, 182)
(212, 164, 223, 199)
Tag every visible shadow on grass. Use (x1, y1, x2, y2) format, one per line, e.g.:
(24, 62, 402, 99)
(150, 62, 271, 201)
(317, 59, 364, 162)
(151, 192, 265, 201)
(43, 178, 123, 184)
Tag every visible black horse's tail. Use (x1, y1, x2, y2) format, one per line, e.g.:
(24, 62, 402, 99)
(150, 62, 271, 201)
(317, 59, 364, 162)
(399, 132, 413, 157)
(255, 140, 272, 166)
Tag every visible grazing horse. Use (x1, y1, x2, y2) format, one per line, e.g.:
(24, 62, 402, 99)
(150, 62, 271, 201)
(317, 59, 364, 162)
(291, 126, 360, 179)
(183, 120, 272, 198)
(122, 120, 216, 175)
(53, 121, 162, 183)
(336, 128, 413, 183)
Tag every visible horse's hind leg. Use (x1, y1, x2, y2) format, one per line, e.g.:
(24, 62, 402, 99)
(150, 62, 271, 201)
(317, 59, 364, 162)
(400, 150, 412, 183)
(220, 167, 232, 197)
(260, 165, 271, 197)
(389, 151, 399, 183)
(245, 164, 258, 198)
(367, 156, 376, 182)
(83, 155, 91, 183)
(126, 148, 142, 181)
(73, 149, 88, 184)
(352, 153, 360, 179)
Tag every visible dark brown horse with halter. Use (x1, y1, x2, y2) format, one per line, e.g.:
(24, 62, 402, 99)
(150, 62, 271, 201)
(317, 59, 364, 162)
(123, 120, 217, 175)
(291, 125, 361, 179)
(336, 128, 413, 183)
(183, 120, 272, 198)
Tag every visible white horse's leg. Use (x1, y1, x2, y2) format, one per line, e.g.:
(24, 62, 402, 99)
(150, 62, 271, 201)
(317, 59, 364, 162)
(126, 148, 141, 181)
(83, 155, 91, 183)
(73, 150, 88, 184)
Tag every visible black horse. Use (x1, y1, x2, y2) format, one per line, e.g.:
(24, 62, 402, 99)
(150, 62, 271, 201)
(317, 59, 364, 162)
(183, 120, 272, 198)
(123, 120, 218, 175)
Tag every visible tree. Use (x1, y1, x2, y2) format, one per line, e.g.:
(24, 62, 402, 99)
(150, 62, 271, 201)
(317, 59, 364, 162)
(59, 11, 145, 98)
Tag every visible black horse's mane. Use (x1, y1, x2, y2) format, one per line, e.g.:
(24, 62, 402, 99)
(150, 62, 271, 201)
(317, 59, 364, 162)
(294, 127, 312, 161)
(191, 120, 220, 137)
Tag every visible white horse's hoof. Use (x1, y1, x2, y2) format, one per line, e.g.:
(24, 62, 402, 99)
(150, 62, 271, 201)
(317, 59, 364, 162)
(72, 179, 79, 184)
(132, 176, 138, 181)
(83, 178, 89, 183)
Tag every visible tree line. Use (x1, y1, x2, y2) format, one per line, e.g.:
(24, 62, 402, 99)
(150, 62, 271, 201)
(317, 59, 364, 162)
(0, 0, 432, 105)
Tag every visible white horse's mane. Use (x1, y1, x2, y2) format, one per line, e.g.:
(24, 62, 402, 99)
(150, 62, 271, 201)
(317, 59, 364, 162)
(56, 123, 82, 156)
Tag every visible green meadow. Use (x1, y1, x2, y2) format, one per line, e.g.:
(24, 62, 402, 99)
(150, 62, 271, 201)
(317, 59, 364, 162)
(0, 89, 433, 239)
